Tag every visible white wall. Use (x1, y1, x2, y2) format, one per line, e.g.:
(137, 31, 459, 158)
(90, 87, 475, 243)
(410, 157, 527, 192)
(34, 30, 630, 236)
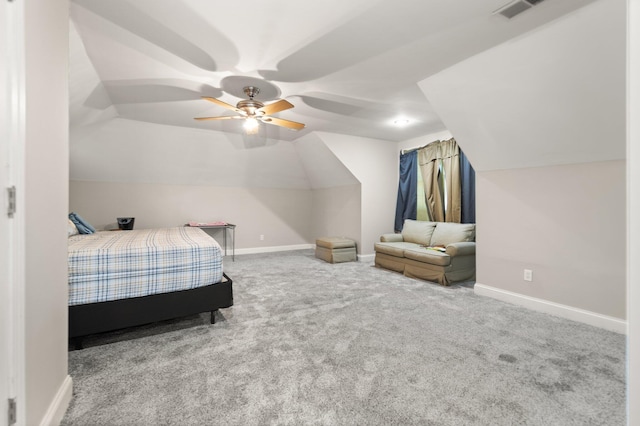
(628, 0, 640, 421)
(315, 132, 398, 256)
(67, 130, 395, 256)
(69, 128, 398, 257)
(476, 161, 626, 320)
(24, 0, 72, 423)
(310, 184, 362, 251)
(69, 181, 313, 250)
(418, 0, 626, 330)
(296, 133, 362, 251)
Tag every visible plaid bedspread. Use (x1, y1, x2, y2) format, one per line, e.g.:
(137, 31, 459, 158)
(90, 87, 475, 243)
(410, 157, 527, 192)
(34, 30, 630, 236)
(68, 227, 223, 306)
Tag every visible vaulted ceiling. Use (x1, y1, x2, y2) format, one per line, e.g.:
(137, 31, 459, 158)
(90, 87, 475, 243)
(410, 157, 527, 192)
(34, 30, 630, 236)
(70, 0, 598, 143)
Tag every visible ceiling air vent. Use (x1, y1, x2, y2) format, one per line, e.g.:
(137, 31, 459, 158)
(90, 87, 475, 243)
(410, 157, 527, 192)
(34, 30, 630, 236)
(493, 0, 545, 19)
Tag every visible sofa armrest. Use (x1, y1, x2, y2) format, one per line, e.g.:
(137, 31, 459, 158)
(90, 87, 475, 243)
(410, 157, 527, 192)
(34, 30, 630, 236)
(446, 242, 476, 256)
(380, 233, 403, 243)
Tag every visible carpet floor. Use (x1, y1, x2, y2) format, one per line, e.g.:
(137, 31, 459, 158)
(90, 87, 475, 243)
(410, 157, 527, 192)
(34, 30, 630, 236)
(61, 250, 626, 425)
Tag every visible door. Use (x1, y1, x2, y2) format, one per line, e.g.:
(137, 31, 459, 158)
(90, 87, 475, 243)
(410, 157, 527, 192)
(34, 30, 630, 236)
(1, 0, 13, 422)
(1, 0, 13, 419)
(1, 0, 25, 424)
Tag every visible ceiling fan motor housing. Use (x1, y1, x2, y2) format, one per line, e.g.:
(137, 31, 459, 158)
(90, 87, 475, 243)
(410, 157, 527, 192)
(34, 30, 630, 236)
(237, 99, 264, 116)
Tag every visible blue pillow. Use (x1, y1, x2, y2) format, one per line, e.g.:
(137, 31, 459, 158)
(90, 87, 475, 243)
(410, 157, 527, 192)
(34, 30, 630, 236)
(68, 212, 96, 234)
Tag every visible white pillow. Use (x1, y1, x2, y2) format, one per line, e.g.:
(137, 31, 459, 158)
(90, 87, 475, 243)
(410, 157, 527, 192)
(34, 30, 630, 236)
(68, 219, 79, 236)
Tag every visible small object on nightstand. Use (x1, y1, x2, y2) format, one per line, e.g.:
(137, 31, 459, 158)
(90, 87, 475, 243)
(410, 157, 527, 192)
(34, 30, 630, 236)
(117, 217, 135, 230)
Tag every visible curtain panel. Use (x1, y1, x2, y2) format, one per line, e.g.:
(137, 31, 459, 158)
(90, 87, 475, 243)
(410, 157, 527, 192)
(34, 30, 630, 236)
(439, 138, 461, 223)
(394, 150, 418, 232)
(459, 148, 476, 224)
(395, 138, 474, 230)
(417, 138, 462, 223)
(417, 142, 443, 222)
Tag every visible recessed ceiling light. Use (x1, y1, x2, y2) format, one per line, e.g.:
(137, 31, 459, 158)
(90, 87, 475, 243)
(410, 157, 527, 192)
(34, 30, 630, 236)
(393, 118, 411, 126)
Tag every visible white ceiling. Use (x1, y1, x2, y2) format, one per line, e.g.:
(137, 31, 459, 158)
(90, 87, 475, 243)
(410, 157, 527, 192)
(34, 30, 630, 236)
(421, 0, 626, 172)
(69, 0, 599, 143)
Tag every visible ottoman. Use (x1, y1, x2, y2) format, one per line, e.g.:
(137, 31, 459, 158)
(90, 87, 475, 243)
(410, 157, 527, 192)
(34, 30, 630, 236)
(315, 237, 357, 263)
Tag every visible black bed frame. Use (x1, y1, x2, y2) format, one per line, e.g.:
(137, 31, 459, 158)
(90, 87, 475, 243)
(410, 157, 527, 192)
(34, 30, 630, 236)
(69, 273, 233, 349)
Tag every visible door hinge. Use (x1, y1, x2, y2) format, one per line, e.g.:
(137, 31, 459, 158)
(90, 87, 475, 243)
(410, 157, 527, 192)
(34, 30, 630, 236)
(8, 398, 16, 425)
(7, 186, 16, 218)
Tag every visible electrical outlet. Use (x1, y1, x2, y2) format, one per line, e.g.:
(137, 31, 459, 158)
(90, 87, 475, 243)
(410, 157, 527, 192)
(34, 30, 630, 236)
(260, 234, 264, 241)
(524, 269, 533, 282)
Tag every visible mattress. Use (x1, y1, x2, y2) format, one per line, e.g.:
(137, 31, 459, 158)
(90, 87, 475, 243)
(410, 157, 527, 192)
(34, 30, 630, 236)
(68, 227, 223, 306)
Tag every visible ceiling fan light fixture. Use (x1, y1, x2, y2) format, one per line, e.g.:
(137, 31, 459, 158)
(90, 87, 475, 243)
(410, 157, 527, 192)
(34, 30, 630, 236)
(243, 117, 260, 134)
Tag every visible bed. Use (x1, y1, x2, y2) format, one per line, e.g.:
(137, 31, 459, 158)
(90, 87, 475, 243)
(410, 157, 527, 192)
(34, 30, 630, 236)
(68, 226, 233, 348)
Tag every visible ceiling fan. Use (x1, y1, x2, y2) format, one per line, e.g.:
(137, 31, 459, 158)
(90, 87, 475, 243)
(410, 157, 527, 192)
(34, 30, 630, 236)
(194, 86, 305, 133)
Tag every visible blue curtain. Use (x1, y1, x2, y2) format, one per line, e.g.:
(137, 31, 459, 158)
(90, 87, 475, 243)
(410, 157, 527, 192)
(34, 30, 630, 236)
(459, 148, 476, 224)
(394, 150, 418, 232)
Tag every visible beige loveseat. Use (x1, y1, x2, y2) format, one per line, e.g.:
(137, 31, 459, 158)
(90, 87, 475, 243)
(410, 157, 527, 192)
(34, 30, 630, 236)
(374, 219, 476, 286)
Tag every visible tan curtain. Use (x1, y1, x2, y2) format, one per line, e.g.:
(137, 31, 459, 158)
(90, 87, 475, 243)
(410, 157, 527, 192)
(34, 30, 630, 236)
(417, 138, 462, 223)
(440, 138, 461, 223)
(418, 141, 443, 222)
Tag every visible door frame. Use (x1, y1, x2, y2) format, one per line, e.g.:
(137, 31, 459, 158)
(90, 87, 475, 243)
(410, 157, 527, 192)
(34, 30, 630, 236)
(1, 0, 26, 424)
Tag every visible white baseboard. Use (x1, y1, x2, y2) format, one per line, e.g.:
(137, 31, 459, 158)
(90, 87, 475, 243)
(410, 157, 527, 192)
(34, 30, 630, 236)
(231, 245, 374, 263)
(357, 253, 375, 263)
(39, 374, 72, 426)
(234, 244, 315, 255)
(474, 283, 627, 334)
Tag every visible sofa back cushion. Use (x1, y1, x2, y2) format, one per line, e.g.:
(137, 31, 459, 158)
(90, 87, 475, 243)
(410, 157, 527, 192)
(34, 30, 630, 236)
(401, 220, 437, 246)
(430, 222, 476, 246)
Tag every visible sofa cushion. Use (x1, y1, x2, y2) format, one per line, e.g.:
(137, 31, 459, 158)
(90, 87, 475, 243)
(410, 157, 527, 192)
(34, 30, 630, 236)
(374, 242, 419, 258)
(403, 247, 451, 266)
(401, 220, 437, 246)
(380, 233, 403, 243)
(316, 237, 356, 249)
(430, 223, 475, 246)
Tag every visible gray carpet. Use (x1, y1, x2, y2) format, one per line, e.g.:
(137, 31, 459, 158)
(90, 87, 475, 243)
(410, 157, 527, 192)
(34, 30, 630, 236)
(62, 250, 626, 425)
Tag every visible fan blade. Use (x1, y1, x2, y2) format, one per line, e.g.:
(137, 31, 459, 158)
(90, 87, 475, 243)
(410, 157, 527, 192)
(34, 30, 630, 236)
(201, 96, 243, 113)
(261, 116, 305, 130)
(257, 99, 294, 115)
(194, 116, 244, 121)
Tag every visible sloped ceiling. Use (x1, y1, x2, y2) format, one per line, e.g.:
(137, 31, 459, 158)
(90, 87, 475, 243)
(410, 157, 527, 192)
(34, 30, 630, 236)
(70, 118, 312, 188)
(419, 0, 625, 172)
(295, 134, 359, 189)
(69, 0, 602, 188)
(70, 0, 600, 142)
